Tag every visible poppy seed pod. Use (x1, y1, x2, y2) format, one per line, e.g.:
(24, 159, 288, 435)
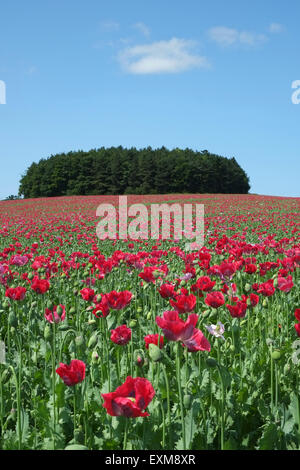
(271, 349, 281, 360)
(148, 343, 163, 362)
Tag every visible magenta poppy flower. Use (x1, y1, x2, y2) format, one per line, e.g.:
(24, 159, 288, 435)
(111, 325, 132, 345)
(102, 376, 155, 418)
(56, 359, 86, 386)
(205, 291, 225, 309)
(44, 304, 66, 324)
(169, 294, 197, 314)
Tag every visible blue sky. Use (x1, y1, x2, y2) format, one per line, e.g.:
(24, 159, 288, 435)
(0, 0, 299, 199)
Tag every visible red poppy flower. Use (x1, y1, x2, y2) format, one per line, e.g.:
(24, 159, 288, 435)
(5, 286, 26, 301)
(169, 294, 196, 314)
(80, 288, 95, 301)
(244, 264, 257, 274)
(158, 283, 176, 299)
(31, 277, 50, 294)
(277, 275, 294, 293)
(205, 291, 225, 309)
(192, 276, 216, 293)
(226, 301, 247, 318)
(102, 376, 155, 418)
(249, 293, 259, 307)
(93, 294, 110, 318)
(106, 290, 132, 310)
(295, 323, 300, 337)
(257, 280, 275, 297)
(44, 304, 66, 324)
(144, 333, 164, 349)
(182, 328, 211, 352)
(294, 308, 300, 322)
(156, 311, 198, 342)
(111, 325, 132, 345)
(56, 359, 86, 386)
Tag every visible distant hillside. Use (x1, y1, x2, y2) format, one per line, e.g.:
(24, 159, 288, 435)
(18, 146, 250, 198)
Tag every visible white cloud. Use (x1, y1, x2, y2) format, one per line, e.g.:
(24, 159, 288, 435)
(208, 26, 267, 47)
(268, 23, 284, 33)
(100, 21, 120, 32)
(118, 38, 209, 74)
(133, 22, 150, 37)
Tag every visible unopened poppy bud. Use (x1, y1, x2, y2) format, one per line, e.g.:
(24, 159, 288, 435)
(283, 363, 290, 374)
(240, 320, 247, 327)
(8, 311, 17, 327)
(88, 334, 98, 349)
(271, 349, 281, 360)
(203, 310, 210, 318)
(94, 294, 102, 303)
(75, 336, 84, 347)
(244, 283, 251, 293)
(69, 307, 76, 314)
(273, 278, 278, 288)
(263, 298, 268, 308)
(88, 318, 96, 325)
(56, 305, 64, 315)
(44, 324, 52, 341)
(92, 350, 99, 363)
(148, 343, 162, 362)
(137, 307, 143, 313)
(1, 368, 11, 384)
(147, 311, 152, 320)
(206, 357, 218, 368)
(129, 319, 137, 328)
(183, 394, 192, 409)
(134, 349, 145, 367)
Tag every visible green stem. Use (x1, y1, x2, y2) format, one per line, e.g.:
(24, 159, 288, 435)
(176, 343, 186, 449)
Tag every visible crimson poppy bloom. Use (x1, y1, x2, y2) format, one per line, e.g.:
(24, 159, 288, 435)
(249, 293, 259, 307)
(295, 308, 300, 322)
(245, 264, 257, 274)
(102, 376, 155, 418)
(205, 291, 225, 309)
(257, 280, 275, 297)
(80, 288, 95, 301)
(56, 359, 86, 386)
(226, 301, 247, 318)
(31, 277, 50, 294)
(156, 311, 198, 342)
(169, 294, 197, 314)
(295, 323, 300, 337)
(277, 275, 294, 293)
(44, 304, 66, 324)
(93, 294, 110, 318)
(158, 283, 177, 299)
(106, 290, 132, 310)
(111, 325, 132, 345)
(5, 286, 26, 301)
(192, 276, 216, 293)
(182, 328, 211, 352)
(144, 333, 164, 349)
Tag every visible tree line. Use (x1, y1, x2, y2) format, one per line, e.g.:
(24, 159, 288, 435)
(18, 146, 250, 198)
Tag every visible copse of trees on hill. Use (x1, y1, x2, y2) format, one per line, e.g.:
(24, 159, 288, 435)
(18, 146, 250, 198)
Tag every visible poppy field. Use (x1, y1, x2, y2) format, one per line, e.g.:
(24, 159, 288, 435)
(0, 193, 299, 450)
